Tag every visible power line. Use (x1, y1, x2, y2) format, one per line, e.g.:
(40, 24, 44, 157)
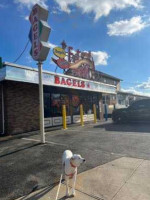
(13, 40, 30, 63)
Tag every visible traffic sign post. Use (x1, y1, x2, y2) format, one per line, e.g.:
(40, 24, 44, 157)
(29, 4, 51, 143)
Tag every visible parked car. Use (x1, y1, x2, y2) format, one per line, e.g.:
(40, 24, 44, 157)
(112, 99, 150, 123)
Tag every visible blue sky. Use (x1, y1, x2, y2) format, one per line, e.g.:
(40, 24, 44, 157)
(0, 0, 150, 95)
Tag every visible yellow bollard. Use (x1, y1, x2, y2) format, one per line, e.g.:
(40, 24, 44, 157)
(93, 104, 97, 123)
(80, 104, 84, 126)
(62, 105, 67, 129)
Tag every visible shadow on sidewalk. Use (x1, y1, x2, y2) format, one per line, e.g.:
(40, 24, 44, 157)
(18, 184, 71, 200)
(19, 186, 53, 200)
(0, 142, 41, 158)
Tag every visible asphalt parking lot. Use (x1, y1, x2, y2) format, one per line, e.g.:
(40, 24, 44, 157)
(1, 120, 150, 200)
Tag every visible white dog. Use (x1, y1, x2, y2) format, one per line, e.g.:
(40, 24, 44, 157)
(62, 150, 85, 197)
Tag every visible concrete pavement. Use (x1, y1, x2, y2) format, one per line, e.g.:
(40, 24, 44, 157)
(2, 121, 150, 200)
(16, 157, 150, 200)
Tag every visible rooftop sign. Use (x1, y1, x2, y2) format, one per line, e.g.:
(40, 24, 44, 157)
(52, 41, 95, 71)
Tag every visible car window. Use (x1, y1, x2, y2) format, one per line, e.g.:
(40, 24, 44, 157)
(130, 100, 150, 109)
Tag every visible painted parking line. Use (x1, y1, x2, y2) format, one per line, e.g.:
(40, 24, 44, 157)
(22, 138, 67, 147)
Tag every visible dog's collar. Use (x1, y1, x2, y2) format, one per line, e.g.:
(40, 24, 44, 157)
(70, 161, 76, 168)
(65, 172, 75, 179)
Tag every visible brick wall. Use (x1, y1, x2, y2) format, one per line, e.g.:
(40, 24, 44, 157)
(0, 83, 2, 133)
(4, 81, 40, 135)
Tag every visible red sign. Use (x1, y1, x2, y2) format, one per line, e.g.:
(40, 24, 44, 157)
(54, 76, 85, 88)
(29, 5, 40, 59)
(52, 41, 95, 72)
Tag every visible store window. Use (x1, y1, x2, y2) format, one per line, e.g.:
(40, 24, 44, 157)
(44, 93, 51, 118)
(60, 94, 70, 116)
(72, 95, 80, 115)
(51, 93, 71, 117)
(51, 94, 62, 117)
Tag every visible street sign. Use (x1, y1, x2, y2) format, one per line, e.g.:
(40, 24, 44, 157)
(29, 4, 51, 61)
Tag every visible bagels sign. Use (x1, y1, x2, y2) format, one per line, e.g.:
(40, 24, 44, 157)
(54, 76, 86, 88)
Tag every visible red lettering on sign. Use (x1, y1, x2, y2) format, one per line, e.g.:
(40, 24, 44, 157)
(34, 32, 38, 40)
(55, 76, 60, 84)
(54, 76, 86, 89)
(33, 41, 38, 49)
(33, 24, 38, 32)
(33, 49, 38, 57)
(33, 16, 38, 24)
(66, 79, 71, 86)
(78, 81, 81, 87)
(73, 80, 77, 87)
(81, 81, 85, 88)
(61, 78, 66, 85)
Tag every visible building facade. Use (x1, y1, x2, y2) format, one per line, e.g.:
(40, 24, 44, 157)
(0, 62, 120, 135)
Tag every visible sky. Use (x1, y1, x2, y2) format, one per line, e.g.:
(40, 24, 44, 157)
(0, 0, 150, 96)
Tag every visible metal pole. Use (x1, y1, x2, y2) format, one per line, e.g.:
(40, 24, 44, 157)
(93, 104, 97, 123)
(1, 83, 4, 134)
(62, 105, 67, 129)
(37, 61, 45, 144)
(80, 104, 84, 126)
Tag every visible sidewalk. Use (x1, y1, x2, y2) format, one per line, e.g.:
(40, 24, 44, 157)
(16, 157, 150, 200)
(0, 119, 111, 142)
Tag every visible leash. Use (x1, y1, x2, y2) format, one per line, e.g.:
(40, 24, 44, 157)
(55, 173, 63, 200)
(55, 162, 76, 199)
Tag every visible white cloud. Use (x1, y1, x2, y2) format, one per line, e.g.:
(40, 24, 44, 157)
(107, 16, 149, 36)
(136, 78, 150, 89)
(24, 15, 29, 20)
(14, 0, 48, 9)
(54, 0, 143, 21)
(91, 51, 109, 66)
(121, 78, 150, 97)
(26, 55, 33, 64)
(121, 87, 150, 97)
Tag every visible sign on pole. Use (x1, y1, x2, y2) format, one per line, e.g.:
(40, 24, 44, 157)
(29, 4, 51, 61)
(29, 4, 51, 144)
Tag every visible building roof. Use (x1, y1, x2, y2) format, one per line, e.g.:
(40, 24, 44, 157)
(96, 70, 122, 81)
(118, 90, 150, 98)
(0, 62, 117, 94)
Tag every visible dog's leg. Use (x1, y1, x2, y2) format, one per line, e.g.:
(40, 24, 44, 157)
(72, 169, 77, 196)
(65, 176, 69, 197)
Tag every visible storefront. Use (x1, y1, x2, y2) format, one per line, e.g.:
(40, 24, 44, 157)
(0, 62, 119, 135)
(44, 86, 101, 127)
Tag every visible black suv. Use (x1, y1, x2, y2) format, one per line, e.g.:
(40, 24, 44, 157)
(112, 99, 150, 123)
